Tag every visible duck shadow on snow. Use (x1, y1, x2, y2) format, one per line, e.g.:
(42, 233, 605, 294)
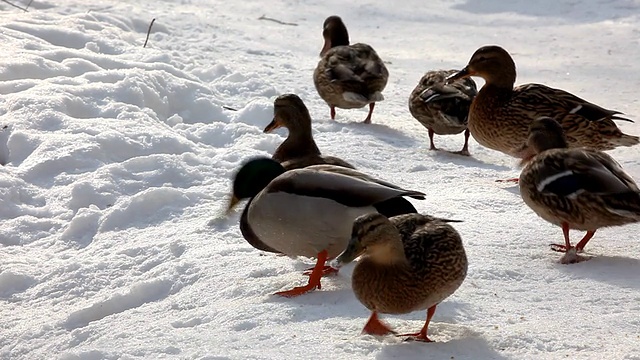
(376, 332, 508, 360)
(428, 149, 513, 173)
(315, 120, 419, 148)
(453, 0, 635, 23)
(557, 255, 640, 290)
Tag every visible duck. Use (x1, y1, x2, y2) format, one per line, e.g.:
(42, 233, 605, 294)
(447, 45, 638, 160)
(226, 157, 425, 297)
(313, 15, 389, 124)
(519, 117, 640, 264)
(263, 94, 355, 170)
(334, 212, 467, 342)
(409, 70, 478, 155)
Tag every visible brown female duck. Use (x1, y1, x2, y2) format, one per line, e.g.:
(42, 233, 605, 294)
(519, 117, 640, 264)
(264, 94, 354, 170)
(313, 16, 389, 124)
(447, 45, 638, 160)
(409, 70, 477, 155)
(335, 212, 467, 342)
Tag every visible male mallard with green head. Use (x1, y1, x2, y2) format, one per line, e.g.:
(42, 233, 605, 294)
(313, 16, 389, 124)
(519, 117, 640, 264)
(226, 158, 424, 297)
(335, 212, 467, 342)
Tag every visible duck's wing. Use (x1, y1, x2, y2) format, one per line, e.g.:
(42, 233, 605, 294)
(513, 83, 632, 122)
(534, 149, 638, 197)
(267, 167, 425, 208)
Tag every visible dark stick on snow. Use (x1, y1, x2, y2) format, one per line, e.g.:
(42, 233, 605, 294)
(143, 18, 156, 48)
(1, 0, 29, 11)
(25, 0, 34, 10)
(257, 15, 297, 26)
(222, 106, 238, 111)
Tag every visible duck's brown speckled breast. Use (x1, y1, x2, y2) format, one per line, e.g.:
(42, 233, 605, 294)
(468, 86, 530, 157)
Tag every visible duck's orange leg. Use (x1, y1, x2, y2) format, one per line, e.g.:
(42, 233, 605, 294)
(453, 129, 471, 156)
(275, 250, 328, 297)
(397, 305, 436, 342)
(496, 178, 519, 183)
(550, 223, 590, 264)
(550, 222, 574, 252)
(362, 311, 396, 336)
(302, 265, 339, 277)
(575, 230, 596, 252)
(363, 103, 375, 124)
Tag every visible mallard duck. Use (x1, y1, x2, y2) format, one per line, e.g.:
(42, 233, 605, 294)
(313, 15, 389, 124)
(334, 212, 467, 342)
(263, 94, 355, 170)
(226, 157, 425, 297)
(519, 117, 640, 264)
(447, 45, 638, 160)
(409, 70, 478, 155)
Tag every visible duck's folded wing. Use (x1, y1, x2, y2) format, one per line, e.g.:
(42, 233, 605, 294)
(536, 150, 636, 197)
(267, 169, 425, 207)
(514, 84, 631, 122)
(303, 164, 425, 199)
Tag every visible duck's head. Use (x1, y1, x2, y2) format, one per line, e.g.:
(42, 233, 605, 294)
(446, 45, 516, 88)
(527, 117, 568, 153)
(226, 157, 286, 214)
(320, 15, 349, 57)
(263, 94, 313, 134)
(334, 213, 401, 266)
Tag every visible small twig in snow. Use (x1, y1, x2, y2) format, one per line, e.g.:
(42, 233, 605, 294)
(1, 0, 29, 11)
(222, 106, 238, 111)
(25, 0, 34, 10)
(143, 18, 156, 48)
(258, 14, 297, 26)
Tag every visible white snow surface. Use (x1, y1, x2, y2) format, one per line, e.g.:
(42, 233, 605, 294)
(1, 0, 640, 359)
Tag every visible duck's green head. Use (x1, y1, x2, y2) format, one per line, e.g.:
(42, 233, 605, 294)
(227, 157, 285, 213)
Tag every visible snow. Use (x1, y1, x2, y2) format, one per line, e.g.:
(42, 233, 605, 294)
(1, 0, 640, 359)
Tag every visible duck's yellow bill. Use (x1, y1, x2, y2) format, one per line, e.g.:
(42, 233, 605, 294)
(226, 195, 240, 215)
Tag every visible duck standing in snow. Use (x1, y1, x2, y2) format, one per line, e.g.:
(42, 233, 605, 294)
(519, 117, 640, 264)
(447, 45, 638, 161)
(313, 15, 389, 124)
(263, 94, 354, 170)
(226, 157, 424, 297)
(334, 213, 467, 342)
(409, 70, 477, 155)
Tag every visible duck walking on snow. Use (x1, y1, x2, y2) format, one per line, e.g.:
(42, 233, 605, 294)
(263, 94, 355, 170)
(335, 212, 467, 342)
(519, 117, 640, 264)
(313, 15, 389, 124)
(226, 157, 424, 297)
(409, 70, 477, 155)
(447, 45, 638, 161)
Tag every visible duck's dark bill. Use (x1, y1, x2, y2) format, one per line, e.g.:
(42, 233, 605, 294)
(446, 67, 471, 83)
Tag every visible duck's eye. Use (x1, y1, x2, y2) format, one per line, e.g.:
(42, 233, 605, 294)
(475, 56, 487, 63)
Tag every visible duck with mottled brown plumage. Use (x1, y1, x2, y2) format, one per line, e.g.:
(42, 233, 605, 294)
(313, 16, 388, 124)
(409, 70, 478, 155)
(519, 117, 640, 264)
(263, 94, 355, 170)
(334, 212, 467, 342)
(447, 45, 638, 160)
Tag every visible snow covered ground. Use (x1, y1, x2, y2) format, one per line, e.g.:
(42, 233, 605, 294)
(1, 0, 640, 359)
